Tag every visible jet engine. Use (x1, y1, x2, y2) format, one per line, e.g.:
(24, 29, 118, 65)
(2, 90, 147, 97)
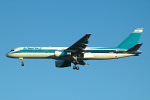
(55, 60, 71, 67)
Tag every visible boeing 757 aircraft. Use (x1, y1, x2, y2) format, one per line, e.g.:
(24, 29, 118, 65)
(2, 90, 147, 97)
(6, 28, 143, 70)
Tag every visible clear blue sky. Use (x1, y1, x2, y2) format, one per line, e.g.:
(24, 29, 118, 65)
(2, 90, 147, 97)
(0, 0, 150, 100)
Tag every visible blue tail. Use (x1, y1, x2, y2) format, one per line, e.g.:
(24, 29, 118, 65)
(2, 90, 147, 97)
(117, 28, 143, 50)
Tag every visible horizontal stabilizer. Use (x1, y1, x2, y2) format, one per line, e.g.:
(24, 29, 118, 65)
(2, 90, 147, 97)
(126, 43, 143, 53)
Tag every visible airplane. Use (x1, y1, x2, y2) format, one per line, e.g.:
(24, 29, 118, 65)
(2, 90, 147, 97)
(6, 28, 143, 70)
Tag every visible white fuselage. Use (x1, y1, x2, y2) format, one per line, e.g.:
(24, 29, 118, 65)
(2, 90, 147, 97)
(6, 47, 139, 61)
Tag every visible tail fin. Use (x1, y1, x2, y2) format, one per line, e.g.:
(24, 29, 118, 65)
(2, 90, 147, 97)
(117, 28, 143, 50)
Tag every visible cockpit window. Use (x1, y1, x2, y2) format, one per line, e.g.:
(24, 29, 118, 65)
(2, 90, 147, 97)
(11, 49, 14, 52)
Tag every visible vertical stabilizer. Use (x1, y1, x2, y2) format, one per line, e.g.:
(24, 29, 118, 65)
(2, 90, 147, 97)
(117, 28, 143, 50)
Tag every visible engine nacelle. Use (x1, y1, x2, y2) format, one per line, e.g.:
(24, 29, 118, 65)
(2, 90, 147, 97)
(54, 50, 71, 57)
(54, 50, 63, 57)
(55, 60, 71, 67)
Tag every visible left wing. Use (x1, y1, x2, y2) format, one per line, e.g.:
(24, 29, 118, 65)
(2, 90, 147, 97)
(66, 34, 91, 53)
(66, 34, 91, 65)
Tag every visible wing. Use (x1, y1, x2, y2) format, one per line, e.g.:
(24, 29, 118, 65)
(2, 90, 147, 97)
(66, 34, 91, 53)
(66, 34, 91, 66)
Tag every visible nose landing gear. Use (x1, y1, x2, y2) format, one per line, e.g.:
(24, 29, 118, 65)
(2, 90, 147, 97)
(21, 62, 24, 66)
(19, 58, 24, 66)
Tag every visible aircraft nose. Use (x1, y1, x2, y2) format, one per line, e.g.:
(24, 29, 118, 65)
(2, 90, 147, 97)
(6, 53, 10, 57)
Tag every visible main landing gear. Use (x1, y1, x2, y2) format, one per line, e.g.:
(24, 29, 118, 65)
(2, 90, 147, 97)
(72, 54, 80, 70)
(73, 65, 79, 70)
(19, 58, 24, 66)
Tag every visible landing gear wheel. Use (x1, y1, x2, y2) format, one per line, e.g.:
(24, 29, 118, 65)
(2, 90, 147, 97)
(21, 63, 24, 66)
(73, 66, 76, 69)
(76, 66, 79, 70)
(73, 66, 79, 70)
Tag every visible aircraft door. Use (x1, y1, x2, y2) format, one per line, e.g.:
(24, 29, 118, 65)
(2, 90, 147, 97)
(115, 49, 118, 58)
(116, 49, 119, 53)
(45, 49, 48, 53)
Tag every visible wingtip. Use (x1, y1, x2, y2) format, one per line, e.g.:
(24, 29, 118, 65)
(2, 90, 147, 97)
(86, 33, 91, 35)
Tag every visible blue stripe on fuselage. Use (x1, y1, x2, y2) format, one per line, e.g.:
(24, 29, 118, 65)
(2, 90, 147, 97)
(84, 50, 141, 54)
(11, 49, 56, 54)
(11, 49, 141, 55)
